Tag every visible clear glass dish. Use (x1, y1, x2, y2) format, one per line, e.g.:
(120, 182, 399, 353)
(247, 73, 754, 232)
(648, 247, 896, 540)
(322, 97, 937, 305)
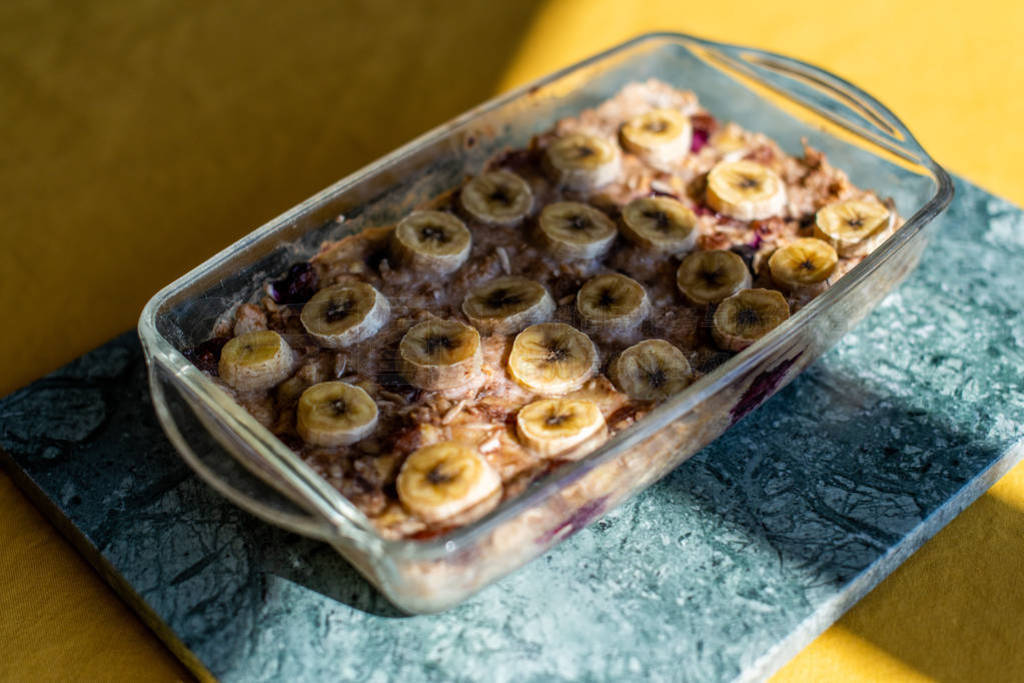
(138, 32, 953, 613)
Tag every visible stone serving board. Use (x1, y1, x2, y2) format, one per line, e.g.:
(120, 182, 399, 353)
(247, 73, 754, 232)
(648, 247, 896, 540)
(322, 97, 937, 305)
(2, 175, 1023, 682)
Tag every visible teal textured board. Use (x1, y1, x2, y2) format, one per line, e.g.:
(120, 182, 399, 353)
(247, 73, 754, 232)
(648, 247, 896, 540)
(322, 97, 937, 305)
(1, 176, 1022, 682)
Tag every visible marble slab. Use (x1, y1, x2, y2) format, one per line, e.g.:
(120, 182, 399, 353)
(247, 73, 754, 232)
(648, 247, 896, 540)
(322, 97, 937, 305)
(2, 176, 1023, 682)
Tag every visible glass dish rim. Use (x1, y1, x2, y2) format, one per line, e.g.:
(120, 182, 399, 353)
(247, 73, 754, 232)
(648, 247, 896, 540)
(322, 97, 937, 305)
(138, 31, 954, 559)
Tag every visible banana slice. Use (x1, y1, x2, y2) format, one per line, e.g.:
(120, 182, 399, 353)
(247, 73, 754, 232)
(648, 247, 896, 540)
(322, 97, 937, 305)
(608, 339, 692, 401)
(391, 210, 472, 275)
(538, 202, 617, 261)
(544, 134, 621, 191)
(396, 441, 502, 524)
(620, 196, 698, 254)
(460, 170, 534, 226)
(300, 282, 390, 349)
(768, 237, 838, 295)
(706, 160, 787, 221)
(676, 250, 752, 305)
(508, 322, 598, 395)
(814, 198, 894, 257)
(399, 318, 482, 391)
(712, 288, 790, 351)
(461, 276, 555, 335)
(296, 381, 378, 447)
(516, 398, 607, 458)
(620, 108, 693, 168)
(218, 330, 295, 392)
(576, 273, 650, 334)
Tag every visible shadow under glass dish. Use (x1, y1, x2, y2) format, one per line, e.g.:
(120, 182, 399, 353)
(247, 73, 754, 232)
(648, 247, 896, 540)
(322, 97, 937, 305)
(139, 32, 953, 613)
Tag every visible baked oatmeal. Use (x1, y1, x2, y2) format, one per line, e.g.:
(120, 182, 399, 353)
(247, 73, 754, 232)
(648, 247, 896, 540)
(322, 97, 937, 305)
(185, 79, 901, 540)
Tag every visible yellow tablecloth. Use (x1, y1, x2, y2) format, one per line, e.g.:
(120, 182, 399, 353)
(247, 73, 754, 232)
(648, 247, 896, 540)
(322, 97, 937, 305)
(1, 1, 1022, 680)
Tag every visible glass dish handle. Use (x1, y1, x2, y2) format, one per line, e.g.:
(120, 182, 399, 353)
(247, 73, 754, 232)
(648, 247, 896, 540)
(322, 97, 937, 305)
(147, 361, 353, 544)
(698, 37, 933, 165)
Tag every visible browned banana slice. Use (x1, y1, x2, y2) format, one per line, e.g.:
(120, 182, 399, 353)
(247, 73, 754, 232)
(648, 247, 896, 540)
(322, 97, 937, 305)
(462, 276, 555, 335)
(768, 238, 838, 296)
(620, 196, 698, 255)
(575, 273, 650, 334)
(516, 398, 607, 457)
(396, 441, 501, 524)
(300, 282, 390, 348)
(218, 330, 295, 392)
(537, 202, 617, 261)
(544, 134, 621, 191)
(706, 160, 787, 221)
(392, 210, 472, 275)
(620, 108, 693, 169)
(814, 198, 894, 257)
(296, 381, 378, 446)
(460, 170, 534, 225)
(676, 250, 752, 305)
(399, 318, 482, 391)
(711, 288, 790, 351)
(507, 322, 598, 395)
(608, 339, 692, 401)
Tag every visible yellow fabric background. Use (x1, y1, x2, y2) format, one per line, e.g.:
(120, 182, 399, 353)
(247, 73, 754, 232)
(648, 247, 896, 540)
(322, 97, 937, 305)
(1, 1, 1021, 680)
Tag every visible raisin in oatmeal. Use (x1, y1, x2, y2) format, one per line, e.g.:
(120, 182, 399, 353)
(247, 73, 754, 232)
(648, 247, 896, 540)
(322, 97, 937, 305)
(188, 79, 901, 540)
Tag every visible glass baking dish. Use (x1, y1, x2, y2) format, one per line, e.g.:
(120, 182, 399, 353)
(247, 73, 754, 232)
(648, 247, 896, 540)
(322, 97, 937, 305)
(138, 32, 953, 613)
